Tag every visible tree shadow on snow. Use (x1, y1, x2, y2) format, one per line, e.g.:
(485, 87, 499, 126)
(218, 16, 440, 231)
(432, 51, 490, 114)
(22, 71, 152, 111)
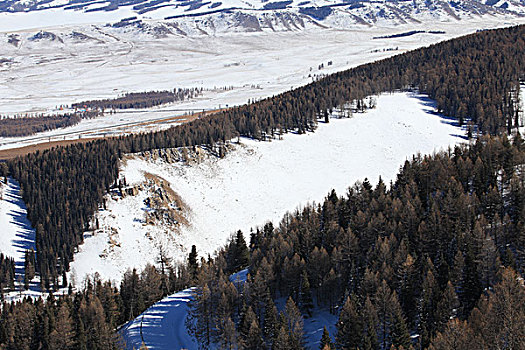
(410, 93, 468, 140)
(4, 178, 38, 290)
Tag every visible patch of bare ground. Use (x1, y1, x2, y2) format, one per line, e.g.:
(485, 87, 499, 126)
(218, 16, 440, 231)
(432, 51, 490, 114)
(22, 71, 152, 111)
(142, 172, 189, 227)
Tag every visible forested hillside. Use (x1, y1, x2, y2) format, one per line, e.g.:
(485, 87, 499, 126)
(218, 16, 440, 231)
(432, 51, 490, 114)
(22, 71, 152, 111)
(0, 264, 194, 349)
(1, 134, 523, 349)
(1, 25, 524, 316)
(188, 134, 525, 349)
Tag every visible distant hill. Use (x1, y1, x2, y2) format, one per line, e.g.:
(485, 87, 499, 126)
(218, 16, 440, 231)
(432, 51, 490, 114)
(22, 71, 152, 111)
(0, 0, 524, 34)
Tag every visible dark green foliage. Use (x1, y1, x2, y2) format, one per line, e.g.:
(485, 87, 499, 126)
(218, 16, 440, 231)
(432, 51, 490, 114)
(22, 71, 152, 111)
(0, 253, 15, 293)
(72, 88, 200, 110)
(188, 245, 199, 281)
(319, 327, 334, 349)
(299, 271, 314, 317)
(226, 230, 250, 273)
(24, 249, 36, 290)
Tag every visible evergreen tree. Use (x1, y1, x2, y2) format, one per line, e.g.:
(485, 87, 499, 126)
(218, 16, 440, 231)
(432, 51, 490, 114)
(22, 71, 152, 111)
(336, 295, 362, 350)
(284, 297, 304, 350)
(49, 302, 75, 350)
(244, 319, 265, 350)
(319, 326, 334, 350)
(391, 298, 411, 350)
(263, 297, 278, 346)
(299, 271, 314, 317)
(188, 245, 199, 281)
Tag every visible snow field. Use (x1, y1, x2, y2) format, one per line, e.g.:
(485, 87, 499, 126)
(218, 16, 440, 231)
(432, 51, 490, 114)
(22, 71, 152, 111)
(69, 92, 466, 285)
(2, 16, 524, 152)
(0, 178, 36, 275)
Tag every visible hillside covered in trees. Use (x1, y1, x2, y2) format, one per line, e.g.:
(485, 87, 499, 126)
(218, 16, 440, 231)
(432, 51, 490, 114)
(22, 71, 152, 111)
(0, 24, 523, 350)
(188, 134, 525, 349)
(3, 25, 524, 292)
(71, 88, 201, 111)
(1, 133, 523, 350)
(0, 111, 101, 138)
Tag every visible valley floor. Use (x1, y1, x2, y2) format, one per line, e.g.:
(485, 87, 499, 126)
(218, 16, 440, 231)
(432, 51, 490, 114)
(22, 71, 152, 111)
(2, 17, 524, 151)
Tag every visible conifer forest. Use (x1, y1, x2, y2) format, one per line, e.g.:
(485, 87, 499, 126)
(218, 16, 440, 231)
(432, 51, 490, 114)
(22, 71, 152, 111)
(0, 21, 524, 350)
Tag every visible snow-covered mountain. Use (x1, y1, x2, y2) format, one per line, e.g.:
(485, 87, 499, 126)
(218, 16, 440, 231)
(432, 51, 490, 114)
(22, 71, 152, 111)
(0, 0, 524, 34)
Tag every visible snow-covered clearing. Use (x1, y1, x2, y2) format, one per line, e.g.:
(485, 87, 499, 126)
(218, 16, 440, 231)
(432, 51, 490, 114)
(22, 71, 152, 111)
(69, 92, 466, 285)
(120, 288, 198, 350)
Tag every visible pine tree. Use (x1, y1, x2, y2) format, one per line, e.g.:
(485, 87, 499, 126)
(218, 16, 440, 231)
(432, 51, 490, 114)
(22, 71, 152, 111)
(244, 319, 265, 350)
(263, 297, 278, 346)
(188, 245, 199, 281)
(239, 305, 257, 341)
(429, 319, 472, 350)
(219, 316, 238, 350)
(299, 271, 314, 317)
(232, 230, 249, 272)
(435, 281, 459, 333)
(49, 302, 75, 350)
(319, 326, 334, 350)
(362, 296, 379, 350)
(336, 295, 362, 350)
(375, 280, 395, 350)
(188, 284, 213, 347)
(284, 297, 304, 350)
(391, 297, 411, 350)
(273, 323, 291, 350)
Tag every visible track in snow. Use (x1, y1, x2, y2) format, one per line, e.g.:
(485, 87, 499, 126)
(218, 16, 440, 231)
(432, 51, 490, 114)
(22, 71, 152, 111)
(121, 288, 198, 350)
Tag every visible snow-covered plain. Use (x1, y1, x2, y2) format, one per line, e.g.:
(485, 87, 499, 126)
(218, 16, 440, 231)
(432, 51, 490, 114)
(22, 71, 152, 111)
(69, 92, 467, 285)
(2, 16, 524, 150)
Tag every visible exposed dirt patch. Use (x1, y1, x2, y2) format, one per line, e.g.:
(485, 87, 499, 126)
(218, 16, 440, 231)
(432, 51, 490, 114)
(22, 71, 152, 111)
(142, 172, 189, 227)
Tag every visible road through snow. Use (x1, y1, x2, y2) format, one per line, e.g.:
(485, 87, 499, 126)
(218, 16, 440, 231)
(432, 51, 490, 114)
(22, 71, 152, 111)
(121, 288, 198, 350)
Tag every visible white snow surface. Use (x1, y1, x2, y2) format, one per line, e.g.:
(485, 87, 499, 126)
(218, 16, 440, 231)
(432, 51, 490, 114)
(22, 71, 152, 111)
(120, 270, 336, 350)
(69, 92, 466, 285)
(120, 288, 198, 350)
(0, 177, 36, 274)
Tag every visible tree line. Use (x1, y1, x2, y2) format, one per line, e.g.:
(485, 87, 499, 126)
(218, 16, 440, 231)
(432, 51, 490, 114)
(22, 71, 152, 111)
(2, 24, 524, 302)
(0, 111, 100, 138)
(71, 88, 202, 111)
(188, 133, 525, 349)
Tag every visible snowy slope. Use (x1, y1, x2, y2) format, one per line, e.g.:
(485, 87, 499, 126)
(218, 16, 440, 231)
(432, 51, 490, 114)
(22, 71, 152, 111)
(68, 92, 467, 285)
(0, 177, 36, 277)
(120, 288, 198, 350)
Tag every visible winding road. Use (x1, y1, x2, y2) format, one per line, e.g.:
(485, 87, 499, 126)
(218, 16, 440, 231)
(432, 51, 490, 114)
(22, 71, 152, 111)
(121, 288, 198, 350)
